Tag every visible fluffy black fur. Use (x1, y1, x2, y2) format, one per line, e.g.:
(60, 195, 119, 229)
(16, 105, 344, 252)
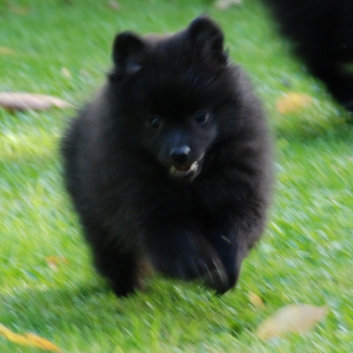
(61, 16, 272, 297)
(265, 0, 353, 111)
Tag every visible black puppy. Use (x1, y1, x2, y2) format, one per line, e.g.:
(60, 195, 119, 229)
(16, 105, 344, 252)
(61, 16, 273, 297)
(265, 0, 353, 111)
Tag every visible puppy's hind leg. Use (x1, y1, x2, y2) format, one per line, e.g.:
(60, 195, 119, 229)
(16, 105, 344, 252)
(82, 221, 146, 297)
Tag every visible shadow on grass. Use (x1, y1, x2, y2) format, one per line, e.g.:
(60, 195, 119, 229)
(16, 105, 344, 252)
(0, 278, 256, 351)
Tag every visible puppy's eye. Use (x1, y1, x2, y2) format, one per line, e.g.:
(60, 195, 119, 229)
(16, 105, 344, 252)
(148, 115, 161, 129)
(194, 110, 209, 125)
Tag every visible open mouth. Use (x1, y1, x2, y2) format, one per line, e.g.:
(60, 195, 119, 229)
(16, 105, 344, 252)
(169, 161, 199, 177)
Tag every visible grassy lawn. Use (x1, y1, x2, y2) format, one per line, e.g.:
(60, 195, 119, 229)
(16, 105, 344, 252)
(1, 0, 352, 352)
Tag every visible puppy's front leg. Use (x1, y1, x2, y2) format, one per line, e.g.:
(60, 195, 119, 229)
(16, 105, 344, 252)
(142, 221, 229, 292)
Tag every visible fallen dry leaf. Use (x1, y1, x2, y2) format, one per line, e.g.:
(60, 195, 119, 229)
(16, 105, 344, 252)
(9, 6, 30, 15)
(248, 292, 266, 309)
(0, 324, 60, 351)
(0, 47, 16, 56)
(25, 333, 61, 352)
(61, 67, 72, 79)
(45, 256, 69, 271)
(257, 304, 328, 340)
(0, 92, 72, 111)
(276, 93, 313, 114)
(107, 0, 120, 10)
(215, 0, 242, 10)
(0, 324, 29, 345)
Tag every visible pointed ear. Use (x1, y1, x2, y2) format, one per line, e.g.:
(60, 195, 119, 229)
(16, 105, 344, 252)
(112, 32, 146, 74)
(188, 16, 227, 64)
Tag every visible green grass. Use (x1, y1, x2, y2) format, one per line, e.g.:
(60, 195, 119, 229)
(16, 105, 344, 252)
(1, 0, 352, 352)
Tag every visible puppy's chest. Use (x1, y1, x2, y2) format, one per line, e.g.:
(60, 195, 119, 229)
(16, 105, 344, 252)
(173, 182, 215, 217)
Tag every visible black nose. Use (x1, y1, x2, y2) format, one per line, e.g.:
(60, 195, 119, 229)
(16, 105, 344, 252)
(170, 146, 191, 165)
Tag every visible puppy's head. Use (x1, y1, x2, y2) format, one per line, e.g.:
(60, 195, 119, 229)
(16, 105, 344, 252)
(109, 17, 235, 181)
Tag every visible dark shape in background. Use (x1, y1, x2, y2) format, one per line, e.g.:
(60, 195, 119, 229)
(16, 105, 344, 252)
(264, 0, 353, 112)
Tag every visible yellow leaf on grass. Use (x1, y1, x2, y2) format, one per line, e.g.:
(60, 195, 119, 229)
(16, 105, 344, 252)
(0, 92, 72, 111)
(61, 67, 72, 79)
(248, 292, 266, 309)
(257, 304, 328, 340)
(0, 324, 29, 344)
(0, 47, 16, 55)
(0, 324, 61, 351)
(45, 256, 69, 271)
(107, 0, 120, 10)
(9, 6, 30, 15)
(276, 93, 313, 114)
(25, 333, 61, 351)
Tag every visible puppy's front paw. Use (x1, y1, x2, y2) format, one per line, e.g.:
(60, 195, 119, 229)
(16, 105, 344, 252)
(175, 242, 229, 293)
